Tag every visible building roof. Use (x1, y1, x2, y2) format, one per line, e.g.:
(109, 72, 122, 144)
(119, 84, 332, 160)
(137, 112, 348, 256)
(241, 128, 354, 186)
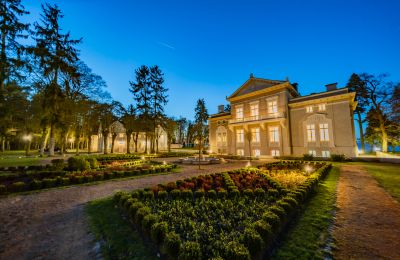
(289, 87, 349, 104)
(209, 111, 231, 119)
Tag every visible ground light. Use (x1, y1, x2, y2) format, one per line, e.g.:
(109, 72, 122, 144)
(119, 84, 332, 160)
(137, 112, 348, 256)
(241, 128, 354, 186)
(246, 161, 252, 167)
(304, 165, 313, 173)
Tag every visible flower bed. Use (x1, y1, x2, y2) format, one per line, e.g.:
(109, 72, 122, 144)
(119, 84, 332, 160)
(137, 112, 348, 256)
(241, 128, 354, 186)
(114, 161, 332, 259)
(0, 161, 177, 195)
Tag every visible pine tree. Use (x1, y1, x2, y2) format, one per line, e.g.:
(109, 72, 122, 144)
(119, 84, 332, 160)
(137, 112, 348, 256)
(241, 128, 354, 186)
(194, 98, 209, 169)
(31, 3, 81, 156)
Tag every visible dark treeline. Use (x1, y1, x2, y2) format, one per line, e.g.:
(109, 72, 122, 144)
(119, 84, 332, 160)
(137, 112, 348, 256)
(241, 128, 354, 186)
(0, 1, 201, 156)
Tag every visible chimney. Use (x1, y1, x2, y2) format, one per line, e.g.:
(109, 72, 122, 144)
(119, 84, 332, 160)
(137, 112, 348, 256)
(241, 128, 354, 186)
(218, 105, 225, 113)
(325, 83, 337, 92)
(250, 73, 254, 78)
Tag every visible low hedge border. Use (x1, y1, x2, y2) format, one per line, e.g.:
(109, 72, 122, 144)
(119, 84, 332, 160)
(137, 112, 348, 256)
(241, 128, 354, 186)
(113, 162, 332, 259)
(0, 164, 178, 195)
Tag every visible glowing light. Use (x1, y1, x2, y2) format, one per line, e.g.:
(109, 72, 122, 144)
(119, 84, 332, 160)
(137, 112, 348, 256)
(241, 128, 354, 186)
(246, 161, 251, 167)
(22, 135, 32, 142)
(141, 156, 146, 161)
(163, 161, 167, 165)
(304, 165, 313, 173)
(68, 138, 74, 143)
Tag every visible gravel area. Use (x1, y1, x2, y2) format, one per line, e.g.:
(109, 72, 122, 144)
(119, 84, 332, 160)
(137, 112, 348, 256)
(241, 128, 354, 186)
(0, 160, 265, 259)
(333, 165, 400, 259)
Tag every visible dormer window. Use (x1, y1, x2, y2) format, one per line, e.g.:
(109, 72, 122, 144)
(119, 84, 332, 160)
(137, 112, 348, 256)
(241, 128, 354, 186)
(318, 103, 326, 111)
(306, 106, 313, 113)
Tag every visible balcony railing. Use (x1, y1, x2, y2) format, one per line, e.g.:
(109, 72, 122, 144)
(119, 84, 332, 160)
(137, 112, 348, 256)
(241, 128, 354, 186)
(229, 112, 285, 124)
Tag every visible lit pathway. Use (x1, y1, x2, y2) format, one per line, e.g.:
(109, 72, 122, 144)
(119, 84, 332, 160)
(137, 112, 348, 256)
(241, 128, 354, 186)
(333, 165, 400, 259)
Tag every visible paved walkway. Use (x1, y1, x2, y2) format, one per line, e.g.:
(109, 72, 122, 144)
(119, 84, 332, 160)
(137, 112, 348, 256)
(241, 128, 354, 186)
(0, 160, 260, 260)
(333, 165, 400, 259)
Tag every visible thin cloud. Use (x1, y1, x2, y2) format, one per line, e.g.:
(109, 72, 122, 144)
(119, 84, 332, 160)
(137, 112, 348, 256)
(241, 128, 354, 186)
(157, 41, 175, 50)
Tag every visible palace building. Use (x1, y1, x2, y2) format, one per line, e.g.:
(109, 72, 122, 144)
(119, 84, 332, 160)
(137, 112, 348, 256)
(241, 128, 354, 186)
(209, 75, 357, 158)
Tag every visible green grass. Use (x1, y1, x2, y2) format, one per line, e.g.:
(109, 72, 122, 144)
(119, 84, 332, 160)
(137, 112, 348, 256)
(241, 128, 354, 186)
(272, 166, 340, 259)
(0, 157, 42, 167)
(363, 163, 400, 202)
(86, 197, 157, 260)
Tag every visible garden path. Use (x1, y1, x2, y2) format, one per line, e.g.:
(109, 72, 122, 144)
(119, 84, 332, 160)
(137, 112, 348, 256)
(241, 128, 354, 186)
(333, 164, 400, 259)
(0, 159, 266, 260)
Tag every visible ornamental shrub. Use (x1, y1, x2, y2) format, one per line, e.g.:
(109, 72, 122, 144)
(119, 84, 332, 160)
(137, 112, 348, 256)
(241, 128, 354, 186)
(124, 198, 135, 211)
(268, 188, 279, 199)
(118, 194, 131, 208)
(262, 211, 281, 231)
(194, 189, 205, 199)
(142, 214, 158, 231)
(157, 190, 168, 199)
(268, 206, 286, 221)
(303, 154, 314, 161)
(277, 200, 292, 214)
(68, 157, 90, 171)
(243, 189, 254, 198)
(254, 188, 266, 198)
(331, 154, 345, 162)
(30, 179, 43, 190)
(151, 221, 168, 245)
(283, 196, 299, 209)
(86, 157, 98, 169)
(182, 189, 193, 199)
(218, 189, 228, 198)
(143, 190, 155, 200)
(135, 206, 151, 225)
(93, 173, 104, 181)
(131, 191, 140, 198)
(114, 171, 125, 178)
(253, 220, 272, 240)
(163, 232, 181, 258)
(129, 202, 144, 218)
(170, 189, 181, 199)
(42, 178, 56, 188)
(207, 189, 217, 199)
(83, 175, 94, 183)
(223, 241, 251, 260)
(113, 191, 126, 202)
(241, 228, 263, 257)
(51, 159, 65, 170)
(229, 189, 240, 199)
(178, 241, 202, 260)
(10, 181, 26, 192)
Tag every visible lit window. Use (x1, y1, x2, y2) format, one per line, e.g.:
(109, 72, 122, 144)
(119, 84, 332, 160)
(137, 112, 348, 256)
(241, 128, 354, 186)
(309, 150, 316, 156)
(269, 126, 279, 143)
(253, 149, 261, 157)
(250, 103, 259, 119)
(119, 133, 124, 138)
(306, 106, 313, 113)
(222, 132, 227, 143)
(307, 124, 316, 142)
(217, 133, 221, 143)
(251, 128, 260, 143)
(318, 103, 326, 111)
(268, 99, 278, 115)
(271, 150, 280, 156)
(319, 123, 329, 141)
(237, 149, 244, 156)
(322, 150, 330, 158)
(236, 106, 243, 119)
(236, 129, 244, 143)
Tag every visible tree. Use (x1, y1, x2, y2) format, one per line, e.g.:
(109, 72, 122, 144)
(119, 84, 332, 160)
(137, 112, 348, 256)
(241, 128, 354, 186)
(30, 3, 81, 156)
(359, 73, 394, 152)
(0, 0, 30, 150)
(346, 73, 368, 153)
(194, 99, 209, 169)
(97, 102, 118, 154)
(150, 65, 168, 153)
(175, 117, 187, 145)
(163, 117, 177, 152)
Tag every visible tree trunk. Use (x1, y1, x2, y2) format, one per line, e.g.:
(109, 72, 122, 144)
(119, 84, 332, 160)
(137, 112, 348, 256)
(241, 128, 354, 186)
(1, 136, 4, 152)
(156, 138, 159, 154)
(103, 132, 109, 154)
(356, 111, 365, 153)
(88, 135, 92, 154)
(377, 112, 388, 152)
(111, 133, 117, 153)
(144, 133, 148, 154)
(25, 140, 31, 156)
(39, 127, 49, 157)
(134, 133, 138, 153)
(126, 132, 132, 154)
(49, 123, 55, 156)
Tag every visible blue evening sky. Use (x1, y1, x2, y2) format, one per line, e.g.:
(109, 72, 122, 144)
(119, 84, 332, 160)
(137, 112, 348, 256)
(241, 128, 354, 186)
(23, 0, 400, 121)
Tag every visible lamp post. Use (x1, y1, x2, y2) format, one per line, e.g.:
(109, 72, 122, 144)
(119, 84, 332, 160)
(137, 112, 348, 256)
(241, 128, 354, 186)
(22, 134, 32, 156)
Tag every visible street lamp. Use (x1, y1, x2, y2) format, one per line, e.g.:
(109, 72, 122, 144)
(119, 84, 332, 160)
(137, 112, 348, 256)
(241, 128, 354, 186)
(22, 134, 32, 156)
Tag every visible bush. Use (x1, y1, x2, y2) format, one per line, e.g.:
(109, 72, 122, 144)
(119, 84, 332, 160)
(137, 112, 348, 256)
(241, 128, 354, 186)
(129, 202, 144, 218)
(253, 220, 272, 243)
(170, 189, 181, 199)
(262, 211, 281, 231)
(142, 214, 158, 230)
(163, 232, 181, 257)
(114, 171, 125, 178)
(267, 188, 279, 199)
(51, 159, 65, 170)
(30, 179, 43, 190)
(151, 221, 168, 244)
(157, 190, 168, 199)
(143, 190, 155, 200)
(241, 228, 263, 257)
(223, 241, 251, 260)
(86, 157, 98, 168)
(42, 178, 56, 188)
(61, 177, 70, 186)
(68, 157, 91, 171)
(179, 241, 202, 260)
(9, 181, 26, 192)
(243, 189, 254, 198)
(254, 188, 266, 198)
(182, 189, 193, 199)
(194, 189, 205, 199)
(218, 189, 228, 198)
(268, 206, 286, 221)
(277, 200, 292, 214)
(302, 154, 314, 161)
(283, 196, 299, 208)
(93, 173, 104, 181)
(229, 189, 240, 199)
(207, 189, 217, 199)
(331, 154, 346, 162)
(0, 184, 6, 195)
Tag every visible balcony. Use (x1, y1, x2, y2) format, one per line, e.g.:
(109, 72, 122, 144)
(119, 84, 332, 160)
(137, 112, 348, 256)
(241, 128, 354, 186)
(229, 112, 286, 124)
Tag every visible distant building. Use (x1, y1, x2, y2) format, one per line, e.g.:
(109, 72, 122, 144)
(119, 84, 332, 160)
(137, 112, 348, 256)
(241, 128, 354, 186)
(209, 76, 357, 158)
(90, 121, 168, 153)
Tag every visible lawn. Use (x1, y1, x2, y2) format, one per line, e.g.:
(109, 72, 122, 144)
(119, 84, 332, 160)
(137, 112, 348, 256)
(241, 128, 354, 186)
(272, 166, 340, 259)
(362, 163, 400, 202)
(86, 198, 157, 260)
(0, 157, 42, 167)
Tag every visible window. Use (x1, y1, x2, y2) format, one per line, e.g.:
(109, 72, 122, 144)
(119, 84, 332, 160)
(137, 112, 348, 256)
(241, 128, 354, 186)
(222, 132, 227, 143)
(119, 133, 124, 138)
(268, 99, 278, 115)
(269, 126, 279, 143)
(236, 106, 243, 119)
(318, 103, 326, 111)
(251, 128, 260, 143)
(322, 150, 330, 158)
(309, 150, 316, 156)
(237, 149, 244, 156)
(306, 124, 316, 142)
(217, 133, 222, 143)
(236, 129, 244, 143)
(253, 149, 261, 157)
(306, 106, 313, 113)
(250, 103, 259, 119)
(271, 150, 280, 156)
(319, 123, 329, 141)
